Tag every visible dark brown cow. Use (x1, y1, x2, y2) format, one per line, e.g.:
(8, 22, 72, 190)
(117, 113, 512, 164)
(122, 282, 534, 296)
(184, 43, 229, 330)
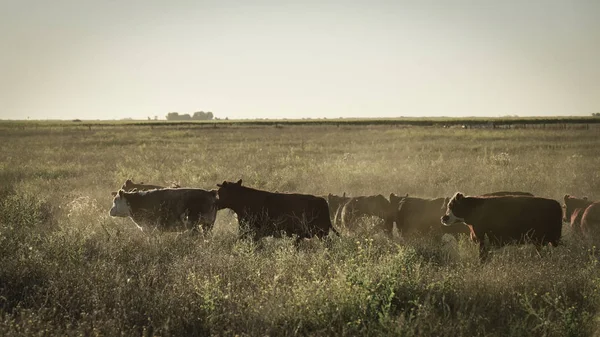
(563, 195, 593, 236)
(340, 195, 395, 235)
(326, 193, 351, 225)
(111, 179, 180, 196)
(480, 191, 534, 197)
(441, 192, 562, 261)
(395, 195, 470, 238)
(216, 180, 338, 242)
(389, 193, 406, 210)
(109, 188, 218, 232)
(581, 202, 600, 239)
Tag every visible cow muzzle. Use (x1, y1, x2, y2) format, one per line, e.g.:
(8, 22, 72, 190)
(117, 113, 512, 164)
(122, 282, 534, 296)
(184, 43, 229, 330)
(441, 210, 464, 226)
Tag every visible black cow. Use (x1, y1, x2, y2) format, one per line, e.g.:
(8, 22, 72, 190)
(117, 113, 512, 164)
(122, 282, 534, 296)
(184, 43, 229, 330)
(216, 180, 338, 242)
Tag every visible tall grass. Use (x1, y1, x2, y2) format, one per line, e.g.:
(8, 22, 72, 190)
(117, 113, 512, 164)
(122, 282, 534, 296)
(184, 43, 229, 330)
(1, 123, 600, 336)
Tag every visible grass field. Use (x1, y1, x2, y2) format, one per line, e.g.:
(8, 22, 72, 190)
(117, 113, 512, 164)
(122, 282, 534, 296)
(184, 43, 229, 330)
(1, 121, 600, 336)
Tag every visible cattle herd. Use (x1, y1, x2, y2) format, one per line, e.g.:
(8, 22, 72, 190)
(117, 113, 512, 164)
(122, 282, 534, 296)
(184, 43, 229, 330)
(109, 179, 600, 261)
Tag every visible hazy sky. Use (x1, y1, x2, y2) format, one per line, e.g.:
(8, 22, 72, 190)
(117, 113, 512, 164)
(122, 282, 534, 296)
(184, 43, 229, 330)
(1, 0, 599, 120)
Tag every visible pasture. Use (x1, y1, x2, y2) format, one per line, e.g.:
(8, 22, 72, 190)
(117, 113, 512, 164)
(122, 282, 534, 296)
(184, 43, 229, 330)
(1, 121, 600, 336)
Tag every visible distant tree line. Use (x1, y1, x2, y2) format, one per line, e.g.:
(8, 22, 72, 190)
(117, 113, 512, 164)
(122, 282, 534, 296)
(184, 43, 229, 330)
(166, 111, 214, 120)
(593, 113, 600, 117)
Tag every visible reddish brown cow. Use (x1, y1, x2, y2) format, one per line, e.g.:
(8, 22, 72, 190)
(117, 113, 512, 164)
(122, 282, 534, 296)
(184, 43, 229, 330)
(216, 180, 338, 242)
(581, 202, 600, 239)
(441, 192, 562, 261)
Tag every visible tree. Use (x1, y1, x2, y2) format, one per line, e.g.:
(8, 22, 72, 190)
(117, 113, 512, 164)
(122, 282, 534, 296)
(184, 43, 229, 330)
(192, 111, 214, 120)
(168, 111, 215, 120)
(166, 112, 180, 120)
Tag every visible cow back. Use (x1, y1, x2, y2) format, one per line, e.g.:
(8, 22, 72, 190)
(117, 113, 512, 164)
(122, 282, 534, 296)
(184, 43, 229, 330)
(466, 196, 562, 245)
(221, 186, 333, 239)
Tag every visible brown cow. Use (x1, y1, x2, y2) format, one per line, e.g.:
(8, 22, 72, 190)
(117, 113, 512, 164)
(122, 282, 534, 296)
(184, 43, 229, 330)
(340, 195, 395, 235)
(563, 195, 593, 236)
(109, 188, 218, 232)
(581, 202, 600, 239)
(441, 192, 562, 261)
(216, 180, 338, 242)
(394, 195, 470, 238)
(111, 179, 180, 196)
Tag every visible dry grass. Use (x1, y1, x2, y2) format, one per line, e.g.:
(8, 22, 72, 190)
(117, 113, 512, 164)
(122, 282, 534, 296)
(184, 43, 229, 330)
(1, 122, 600, 336)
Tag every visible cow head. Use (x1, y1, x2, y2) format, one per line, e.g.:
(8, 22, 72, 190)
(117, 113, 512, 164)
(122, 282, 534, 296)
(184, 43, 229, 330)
(216, 179, 243, 208)
(109, 189, 132, 217)
(389, 193, 408, 209)
(563, 194, 591, 223)
(327, 193, 349, 206)
(441, 192, 468, 226)
(122, 179, 135, 190)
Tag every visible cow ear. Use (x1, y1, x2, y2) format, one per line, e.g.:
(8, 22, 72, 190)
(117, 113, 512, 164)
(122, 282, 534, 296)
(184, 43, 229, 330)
(216, 183, 223, 187)
(564, 194, 570, 201)
(118, 189, 124, 197)
(442, 197, 450, 210)
(454, 192, 464, 200)
(236, 179, 242, 185)
(126, 179, 132, 184)
(389, 193, 395, 200)
(111, 191, 117, 196)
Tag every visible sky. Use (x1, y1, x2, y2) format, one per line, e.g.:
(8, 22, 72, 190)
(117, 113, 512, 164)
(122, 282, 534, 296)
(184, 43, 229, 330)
(1, 0, 599, 120)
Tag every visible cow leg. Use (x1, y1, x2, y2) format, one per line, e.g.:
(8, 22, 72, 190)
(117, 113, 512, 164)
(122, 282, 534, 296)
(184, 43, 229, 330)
(197, 212, 216, 234)
(381, 218, 394, 238)
(186, 211, 202, 233)
(478, 241, 489, 262)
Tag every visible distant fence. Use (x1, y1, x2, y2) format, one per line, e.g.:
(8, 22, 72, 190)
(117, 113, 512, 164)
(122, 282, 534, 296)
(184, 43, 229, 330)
(2, 118, 600, 131)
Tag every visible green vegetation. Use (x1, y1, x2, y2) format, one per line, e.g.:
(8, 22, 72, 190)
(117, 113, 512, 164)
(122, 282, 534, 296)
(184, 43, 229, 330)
(1, 122, 600, 336)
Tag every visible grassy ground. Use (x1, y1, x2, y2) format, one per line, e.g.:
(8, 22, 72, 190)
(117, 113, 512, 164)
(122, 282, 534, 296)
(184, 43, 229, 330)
(1, 122, 600, 336)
